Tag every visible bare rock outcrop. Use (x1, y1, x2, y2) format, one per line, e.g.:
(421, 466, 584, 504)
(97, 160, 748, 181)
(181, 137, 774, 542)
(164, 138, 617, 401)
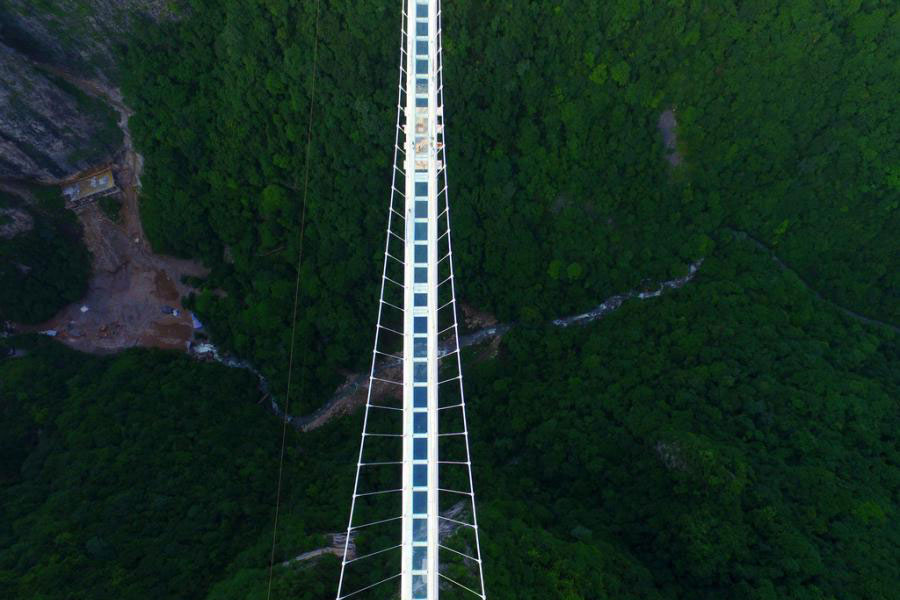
(0, 41, 121, 181)
(0, 1, 176, 181)
(0, 0, 177, 78)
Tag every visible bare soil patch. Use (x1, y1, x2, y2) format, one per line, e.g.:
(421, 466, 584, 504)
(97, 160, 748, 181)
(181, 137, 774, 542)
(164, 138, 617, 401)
(25, 197, 207, 353)
(459, 301, 498, 330)
(16, 70, 208, 354)
(297, 361, 403, 432)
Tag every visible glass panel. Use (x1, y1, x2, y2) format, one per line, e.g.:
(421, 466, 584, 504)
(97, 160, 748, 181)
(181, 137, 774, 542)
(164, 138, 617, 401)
(415, 182, 428, 196)
(415, 223, 427, 240)
(412, 547, 427, 571)
(414, 337, 426, 357)
(413, 491, 427, 513)
(414, 387, 427, 408)
(415, 243, 427, 262)
(414, 316, 427, 333)
(416, 22, 427, 36)
(412, 575, 427, 599)
(414, 437, 427, 458)
(414, 412, 427, 433)
(415, 267, 427, 283)
(413, 464, 427, 486)
(415, 201, 428, 218)
(414, 362, 427, 382)
(414, 293, 427, 307)
(416, 97, 428, 107)
(416, 2, 428, 17)
(416, 78, 428, 93)
(416, 59, 427, 74)
(416, 41, 428, 55)
(413, 518, 427, 541)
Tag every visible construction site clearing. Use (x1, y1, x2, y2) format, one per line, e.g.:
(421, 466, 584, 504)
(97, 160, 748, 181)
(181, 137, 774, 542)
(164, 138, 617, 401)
(62, 166, 119, 210)
(17, 147, 209, 353)
(7, 68, 212, 356)
(30, 178, 210, 353)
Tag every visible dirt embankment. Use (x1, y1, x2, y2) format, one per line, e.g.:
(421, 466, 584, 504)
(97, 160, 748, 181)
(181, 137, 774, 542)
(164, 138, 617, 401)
(17, 69, 208, 353)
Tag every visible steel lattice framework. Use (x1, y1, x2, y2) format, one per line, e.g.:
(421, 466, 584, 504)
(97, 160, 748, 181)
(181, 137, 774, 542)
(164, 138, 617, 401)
(336, 1, 486, 599)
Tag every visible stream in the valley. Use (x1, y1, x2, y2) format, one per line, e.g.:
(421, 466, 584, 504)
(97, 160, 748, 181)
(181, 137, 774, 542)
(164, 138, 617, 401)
(196, 260, 705, 431)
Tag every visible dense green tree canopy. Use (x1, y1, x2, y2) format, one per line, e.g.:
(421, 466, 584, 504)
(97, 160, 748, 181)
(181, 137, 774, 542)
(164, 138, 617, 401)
(3, 0, 898, 598)
(3, 243, 897, 599)
(121, 0, 897, 412)
(0, 187, 90, 324)
(0, 341, 285, 598)
(465, 243, 899, 599)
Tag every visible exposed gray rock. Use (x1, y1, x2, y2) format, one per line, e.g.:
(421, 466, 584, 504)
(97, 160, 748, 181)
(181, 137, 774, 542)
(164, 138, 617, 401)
(0, 206, 33, 239)
(0, 41, 121, 181)
(0, 1, 178, 181)
(655, 440, 689, 472)
(0, 0, 178, 79)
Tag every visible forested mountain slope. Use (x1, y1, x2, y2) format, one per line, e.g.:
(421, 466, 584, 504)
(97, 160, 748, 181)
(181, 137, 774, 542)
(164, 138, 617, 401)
(0, 0, 176, 79)
(2, 1, 898, 599)
(0, 186, 90, 322)
(3, 243, 897, 599)
(0, 0, 169, 180)
(122, 0, 898, 410)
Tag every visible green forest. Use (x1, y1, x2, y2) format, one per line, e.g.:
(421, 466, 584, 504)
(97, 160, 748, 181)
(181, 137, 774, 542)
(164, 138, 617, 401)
(0, 186, 90, 323)
(117, 0, 898, 410)
(3, 244, 898, 599)
(2, 0, 898, 599)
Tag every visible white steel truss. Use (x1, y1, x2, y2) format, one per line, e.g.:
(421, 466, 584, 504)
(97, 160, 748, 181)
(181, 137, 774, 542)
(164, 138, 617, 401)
(335, 2, 486, 599)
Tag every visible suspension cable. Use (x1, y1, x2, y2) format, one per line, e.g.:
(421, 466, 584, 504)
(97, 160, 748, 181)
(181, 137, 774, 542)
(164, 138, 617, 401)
(266, 1, 322, 598)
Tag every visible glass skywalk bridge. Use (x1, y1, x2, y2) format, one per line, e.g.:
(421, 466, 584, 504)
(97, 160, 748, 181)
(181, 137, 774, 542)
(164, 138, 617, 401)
(335, 2, 486, 600)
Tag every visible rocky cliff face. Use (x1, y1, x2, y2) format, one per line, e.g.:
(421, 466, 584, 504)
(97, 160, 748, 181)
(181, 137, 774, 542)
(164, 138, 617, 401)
(0, 41, 122, 182)
(0, 0, 177, 182)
